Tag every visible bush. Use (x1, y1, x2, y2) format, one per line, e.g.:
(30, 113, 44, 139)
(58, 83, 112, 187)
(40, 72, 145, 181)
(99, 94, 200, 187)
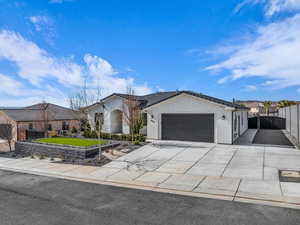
(133, 140, 140, 145)
(83, 129, 91, 138)
(71, 126, 77, 134)
(49, 130, 58, 137)
(90, 130, 98, 138)
(82, 130, 146, 142)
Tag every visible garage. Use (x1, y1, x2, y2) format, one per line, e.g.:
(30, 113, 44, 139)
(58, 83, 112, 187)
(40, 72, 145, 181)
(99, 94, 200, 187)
(161, 113, 214, 142)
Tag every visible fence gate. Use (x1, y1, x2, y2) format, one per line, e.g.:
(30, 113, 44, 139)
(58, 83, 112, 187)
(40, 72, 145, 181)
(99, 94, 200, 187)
(248, 117, 258, 129)
(26, 130, 45, 140)
(248, 116, 286, 130)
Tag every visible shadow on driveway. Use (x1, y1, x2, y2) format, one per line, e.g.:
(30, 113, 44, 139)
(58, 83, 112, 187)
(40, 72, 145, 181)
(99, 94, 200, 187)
(252, 129, 294, 146)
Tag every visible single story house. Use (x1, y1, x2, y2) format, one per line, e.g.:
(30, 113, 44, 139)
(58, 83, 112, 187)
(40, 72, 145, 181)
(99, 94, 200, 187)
(0, 103, 80, 141)
(86, 90, 249, 144)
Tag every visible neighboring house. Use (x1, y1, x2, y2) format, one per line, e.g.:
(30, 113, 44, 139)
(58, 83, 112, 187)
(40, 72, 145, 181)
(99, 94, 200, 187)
(86, 91, 249, 144)
(0, 103, 80, 141)
(236, 100, 278, 116)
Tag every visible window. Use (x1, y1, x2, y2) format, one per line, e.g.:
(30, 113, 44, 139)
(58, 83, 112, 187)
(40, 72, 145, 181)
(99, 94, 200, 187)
(241, 112, 244, 127)
(48, 124, 52, 131)
(94, 113, 104, 125)
(234, 114, 237, 132)
(62, 121, 69, 130)
(28, 123, 33, 130)
(142, 113, 147, 126)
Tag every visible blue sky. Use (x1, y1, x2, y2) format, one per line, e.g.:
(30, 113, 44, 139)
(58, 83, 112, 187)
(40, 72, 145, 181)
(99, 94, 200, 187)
(1, 0, 300, 107)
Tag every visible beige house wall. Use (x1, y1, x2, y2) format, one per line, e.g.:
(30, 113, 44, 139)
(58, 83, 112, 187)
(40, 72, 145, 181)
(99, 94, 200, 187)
(0, 110, 80, 142)
(17, 119, 80, 140)
(0, 112, 18, 150)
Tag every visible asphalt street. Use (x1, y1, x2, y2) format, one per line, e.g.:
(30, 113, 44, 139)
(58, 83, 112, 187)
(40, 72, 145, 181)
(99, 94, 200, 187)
(0, 169, 299, 225)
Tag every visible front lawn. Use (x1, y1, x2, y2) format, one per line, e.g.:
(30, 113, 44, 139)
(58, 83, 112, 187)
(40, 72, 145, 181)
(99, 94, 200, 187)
(35, 137, 107, 147)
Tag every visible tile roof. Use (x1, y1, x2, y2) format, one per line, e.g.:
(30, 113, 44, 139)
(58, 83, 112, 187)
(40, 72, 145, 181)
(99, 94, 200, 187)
(0, 103, 79, 122)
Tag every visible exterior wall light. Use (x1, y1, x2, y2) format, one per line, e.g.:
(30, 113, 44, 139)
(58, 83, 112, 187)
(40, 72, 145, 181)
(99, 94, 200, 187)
(222, 115, 226, 120)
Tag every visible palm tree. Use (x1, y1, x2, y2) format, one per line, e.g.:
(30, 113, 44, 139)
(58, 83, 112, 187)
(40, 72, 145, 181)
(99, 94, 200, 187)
(263, 101, 272, 115)
(277, 100, 296, 108)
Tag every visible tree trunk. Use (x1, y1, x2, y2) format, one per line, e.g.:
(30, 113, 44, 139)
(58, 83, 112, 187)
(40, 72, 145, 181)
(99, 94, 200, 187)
(7, 140, 12, 152)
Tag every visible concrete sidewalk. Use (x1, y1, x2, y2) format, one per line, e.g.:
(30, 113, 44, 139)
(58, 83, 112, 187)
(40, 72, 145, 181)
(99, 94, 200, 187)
(1, 142, 300, 209)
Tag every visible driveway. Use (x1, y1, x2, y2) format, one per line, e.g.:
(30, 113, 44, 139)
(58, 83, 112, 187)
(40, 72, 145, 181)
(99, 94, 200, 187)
(253, 129, 294, 146)
(102, 141, 300, 205)
(1, 170, 300, 225)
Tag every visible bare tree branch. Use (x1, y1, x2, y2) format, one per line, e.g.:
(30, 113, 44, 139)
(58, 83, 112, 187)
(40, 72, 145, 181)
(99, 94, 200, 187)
(0, 113, 15, 152)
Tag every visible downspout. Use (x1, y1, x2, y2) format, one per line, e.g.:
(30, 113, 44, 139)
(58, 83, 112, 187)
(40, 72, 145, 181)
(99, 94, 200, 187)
(231, 111, 234, 144)
(290, 106, 292, 134)
(297, 104, 299, 142)
(16, 122, 19, 141)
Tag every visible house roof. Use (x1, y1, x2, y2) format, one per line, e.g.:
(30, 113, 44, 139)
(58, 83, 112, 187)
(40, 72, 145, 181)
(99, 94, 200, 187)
(0, 103, 79, 122)
(86, 90, 248, 110)
(141, 91, 249, 110)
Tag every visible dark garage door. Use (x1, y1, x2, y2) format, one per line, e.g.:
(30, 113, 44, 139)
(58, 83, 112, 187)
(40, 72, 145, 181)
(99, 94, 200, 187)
(161, 114, 214, 142)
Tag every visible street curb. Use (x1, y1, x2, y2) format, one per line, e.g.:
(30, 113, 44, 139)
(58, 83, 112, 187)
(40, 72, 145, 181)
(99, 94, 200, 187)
(0, 165, 299, 210)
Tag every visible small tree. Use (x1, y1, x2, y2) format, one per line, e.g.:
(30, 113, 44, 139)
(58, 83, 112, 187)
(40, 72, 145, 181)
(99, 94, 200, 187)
(277, 100, 296, 108)
(0, 114, 15, 152)
(122, 86, 142, 142)
(38, 102, 54, 138)
(263, 101, 272, 115)
(69, 75, 104, 159)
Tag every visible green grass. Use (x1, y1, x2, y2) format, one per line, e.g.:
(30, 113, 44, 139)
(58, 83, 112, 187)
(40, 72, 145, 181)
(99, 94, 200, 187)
(35, 137, 107, 147)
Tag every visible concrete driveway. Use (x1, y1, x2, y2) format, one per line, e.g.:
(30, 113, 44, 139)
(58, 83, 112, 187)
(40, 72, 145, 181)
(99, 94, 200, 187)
(253, 129, 294, 146)
(101, 141, 300, 206)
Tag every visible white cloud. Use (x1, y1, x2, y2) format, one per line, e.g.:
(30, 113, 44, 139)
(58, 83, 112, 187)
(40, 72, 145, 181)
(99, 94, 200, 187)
(235, 0, 300, 16)
(245, 85, 257, 91)
(0, 30, 153, 107)
(49, 0, 74, 3)
(0, 30, 83, 86)
(205, 13, 300, 90)
(84, 54, 117, 78)
(0, 73, 68, 106)
(29, 15, 56, 45)
(29, 16, 52, 32)
(84, 54, 152, 96)
(156, 86, 165, 92)
(266, 0, 300, 16)
(0, 74, 23, 96)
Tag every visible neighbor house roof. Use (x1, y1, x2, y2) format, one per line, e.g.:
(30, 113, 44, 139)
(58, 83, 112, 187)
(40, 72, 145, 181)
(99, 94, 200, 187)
(86, 90, 248, 110)
(0, 103, 79, 122)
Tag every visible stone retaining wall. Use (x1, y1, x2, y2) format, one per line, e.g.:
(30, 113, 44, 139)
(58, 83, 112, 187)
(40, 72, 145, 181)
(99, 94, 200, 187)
(15, 141, 119, 159)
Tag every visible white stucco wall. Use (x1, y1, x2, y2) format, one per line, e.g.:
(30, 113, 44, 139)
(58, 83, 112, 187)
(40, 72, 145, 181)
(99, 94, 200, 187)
(290, 105, 298, 139)
(286, 106, 291, 133)
(278, 104, 300, 141)
(232, 110, 248, 142)
(86, 96, 130, 134)
(145, 93, 242, 144)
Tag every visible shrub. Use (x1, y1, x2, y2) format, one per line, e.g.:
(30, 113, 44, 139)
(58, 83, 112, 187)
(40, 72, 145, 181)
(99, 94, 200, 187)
(83, 130, 146, 142)
(133, 140, 140, 145)
(83, 129, 91, 138)
(90, 130, 98, 138)
(49, 130, 58, 137)
(135, 134, 146, 142)
(71, 126, 77, 134)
